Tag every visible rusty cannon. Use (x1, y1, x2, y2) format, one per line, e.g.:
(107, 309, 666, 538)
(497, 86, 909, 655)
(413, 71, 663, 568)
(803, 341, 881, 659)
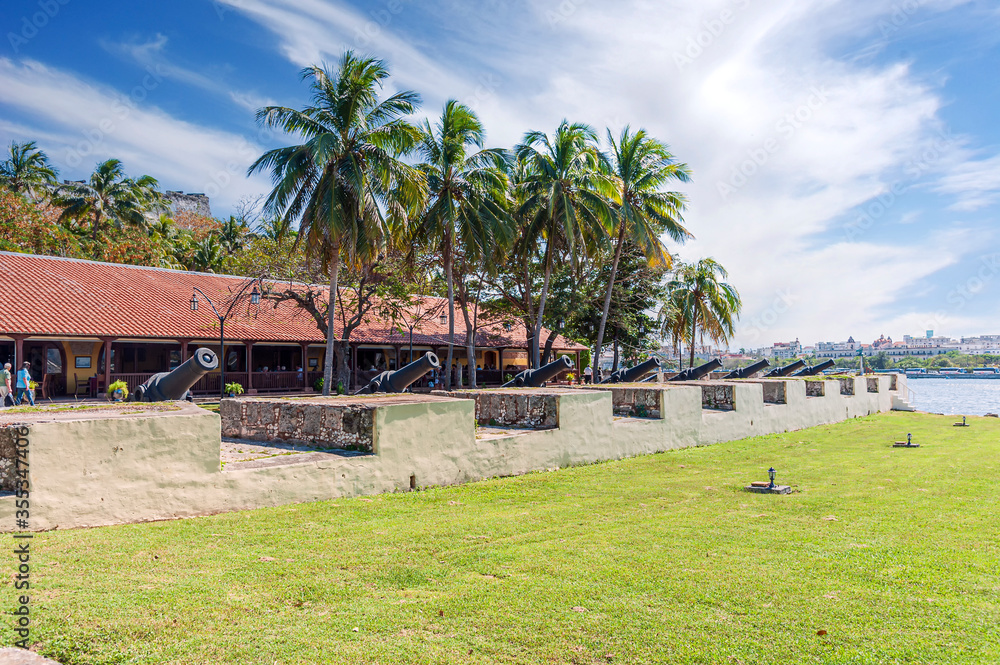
(764, 360, 805, 378)
(793, 359, 836, 377)
(724, 359, 771, 380)
(130, 347, 218, 402)
(668, 358, 723, 382)
(355, 352, 440, 395)
(599, 356, 662, 384)
(502, 356, 573, 388)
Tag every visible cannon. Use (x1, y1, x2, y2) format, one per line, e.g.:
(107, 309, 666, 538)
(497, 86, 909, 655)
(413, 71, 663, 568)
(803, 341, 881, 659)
(130, 347, 218, 402)
(724, 359, 771, 380)
(764, 360, 805, 378)
(793, 359, 836, 377)
(502, 356, 573, 388)
(640, 373, 662, 383)
(355, 352, 440, 395)
(599, 357, 662, 384)
(668, 358, 723, 382)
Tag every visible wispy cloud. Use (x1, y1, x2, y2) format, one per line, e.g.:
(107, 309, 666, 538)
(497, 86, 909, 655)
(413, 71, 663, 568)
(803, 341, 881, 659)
(934, 154, 1000, 211)
(0, 58, 270, 211)
(103, 33, 276, 113)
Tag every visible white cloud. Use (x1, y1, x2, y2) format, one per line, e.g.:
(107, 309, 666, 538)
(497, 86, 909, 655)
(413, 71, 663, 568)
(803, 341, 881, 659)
(104, 34, 276, 112)
(934, 154, 1000, 211)
(0, 58, 271, 212)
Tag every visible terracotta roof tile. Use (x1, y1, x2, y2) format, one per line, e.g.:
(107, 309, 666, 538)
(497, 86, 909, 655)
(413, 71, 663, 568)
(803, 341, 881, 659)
(0, 252, 586, 352)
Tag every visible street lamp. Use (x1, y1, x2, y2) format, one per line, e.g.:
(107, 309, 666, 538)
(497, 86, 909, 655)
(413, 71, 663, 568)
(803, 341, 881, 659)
(189, 279, 263, 400)
(768, 467, 776, 489)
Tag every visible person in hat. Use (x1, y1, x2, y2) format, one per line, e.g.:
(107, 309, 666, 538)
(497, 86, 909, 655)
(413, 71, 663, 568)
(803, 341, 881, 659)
(1, 362, 13, 407)
(15, 361, 34, 406)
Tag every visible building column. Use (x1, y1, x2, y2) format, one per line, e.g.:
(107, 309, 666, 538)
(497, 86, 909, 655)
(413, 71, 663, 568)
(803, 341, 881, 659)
(245, 341, 255, 393)
(13, 335, 24, 371)
(179, 339, 189, 363)
(575, 351, 581, 384)
(101, 336, 112, 389)
(300, 343, 309, 389)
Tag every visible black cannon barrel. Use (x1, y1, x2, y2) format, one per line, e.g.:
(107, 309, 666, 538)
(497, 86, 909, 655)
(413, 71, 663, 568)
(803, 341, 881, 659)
(132, 347, 218, 402)
(599, 356, 662, 384)
(356, 352, 440, 394)
(793, 359, 836, 377)
(668, 358, 723, 382)
(502, 356, 573, 388)
(640, 373, 661, 383)
(724, 359, 771, 380)
(764, 359, 805, 378)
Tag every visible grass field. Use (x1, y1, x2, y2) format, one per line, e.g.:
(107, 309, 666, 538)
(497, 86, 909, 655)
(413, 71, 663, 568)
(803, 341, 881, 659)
(5, 412, 1000, 664)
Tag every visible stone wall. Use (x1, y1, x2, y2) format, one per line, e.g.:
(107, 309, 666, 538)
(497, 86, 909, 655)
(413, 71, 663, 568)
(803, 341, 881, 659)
(805, 380, 825, 397)
(0, 425, 25, 492)
(839, 378, 855, 396)
(163, 191, 211, 218)
(757, 381, 788, 405)
(700, 383, 735, 411)
(867, 377, 880, 393)
(220, 398, 375, 451)
(443, 390, 558, 428)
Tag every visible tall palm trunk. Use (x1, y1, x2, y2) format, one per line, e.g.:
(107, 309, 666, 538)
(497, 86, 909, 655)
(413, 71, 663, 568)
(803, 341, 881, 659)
(323, 249, 340, 396)
(444, 240, 455, 390)
(533, 236, 554, 369)
(689, 308, 698, 369)
(594, 223, 626, 380)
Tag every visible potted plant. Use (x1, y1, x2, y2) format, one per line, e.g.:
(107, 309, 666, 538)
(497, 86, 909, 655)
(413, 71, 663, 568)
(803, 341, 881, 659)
(107, 380, 129, 402)
(27, 380, 38, 402)
(565, 372, 576, 384)
(224, 382, 245, 398)
(313, 377, 324, 393)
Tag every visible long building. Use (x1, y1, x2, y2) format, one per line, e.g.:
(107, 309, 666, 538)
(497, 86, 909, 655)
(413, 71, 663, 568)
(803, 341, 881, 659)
(0, 252, 586, 397)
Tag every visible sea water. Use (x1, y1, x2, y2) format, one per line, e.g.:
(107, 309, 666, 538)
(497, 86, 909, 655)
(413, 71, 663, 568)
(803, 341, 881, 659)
(907, 378, 1000, 416)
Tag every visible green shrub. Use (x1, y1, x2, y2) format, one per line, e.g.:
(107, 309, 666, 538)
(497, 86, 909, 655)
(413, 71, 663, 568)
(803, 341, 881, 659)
(224, 382, 244, 396)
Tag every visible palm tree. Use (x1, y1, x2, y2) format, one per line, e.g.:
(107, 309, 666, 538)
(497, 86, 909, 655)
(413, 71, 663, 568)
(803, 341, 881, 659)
(593, 127, 691, 378)
(515, 121, 616, 367)
(664, 258, 742, 368)
(190, 234, 224, 273)
(55, 158, 162, 247)
(253, 217, 293, 244)
(219, 216, 248, 253)
(0, 140, 58, 200)
(412, 100, 511, 388)
(248, 52, 425, 396)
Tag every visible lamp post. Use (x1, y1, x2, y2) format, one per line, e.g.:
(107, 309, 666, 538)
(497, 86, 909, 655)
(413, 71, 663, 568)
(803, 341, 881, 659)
(189, 279, 262, 400)
(768, 467, 776, 489)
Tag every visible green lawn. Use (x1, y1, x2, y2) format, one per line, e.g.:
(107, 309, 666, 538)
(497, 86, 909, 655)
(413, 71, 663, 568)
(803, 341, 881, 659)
(5, 412, 1000, 664)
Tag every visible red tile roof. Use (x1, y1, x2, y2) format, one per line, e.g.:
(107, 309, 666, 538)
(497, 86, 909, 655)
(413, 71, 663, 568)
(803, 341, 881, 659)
(0, 252, 586, 351)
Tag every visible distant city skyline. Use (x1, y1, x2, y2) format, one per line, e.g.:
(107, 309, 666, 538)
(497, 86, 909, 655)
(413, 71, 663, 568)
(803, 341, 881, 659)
(1, 1, 998, 344)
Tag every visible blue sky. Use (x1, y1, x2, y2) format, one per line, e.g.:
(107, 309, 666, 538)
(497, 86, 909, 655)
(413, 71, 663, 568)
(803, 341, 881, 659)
(1, 0, 998, 348)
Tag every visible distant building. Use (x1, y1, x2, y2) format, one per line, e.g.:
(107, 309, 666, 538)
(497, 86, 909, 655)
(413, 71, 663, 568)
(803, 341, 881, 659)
(771, 339, 802, 360)
(815, 337, 860, 358)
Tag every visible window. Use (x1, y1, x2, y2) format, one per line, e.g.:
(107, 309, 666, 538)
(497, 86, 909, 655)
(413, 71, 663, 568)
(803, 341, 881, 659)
(46, 347, 62, 374)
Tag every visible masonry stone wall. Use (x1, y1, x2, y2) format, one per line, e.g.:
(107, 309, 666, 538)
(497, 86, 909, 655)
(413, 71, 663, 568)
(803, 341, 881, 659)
(700, 383, 735, 410)
(839, 378, 855, 396)
(443, 390, 558, 428)
(220, 398, 374, 451)
(757, 381, 788, 405)
(0, 426, 23, 492)
(805, 380, 825, 397)
(163, 191, 212, 218)
(867, 377, 880, 393)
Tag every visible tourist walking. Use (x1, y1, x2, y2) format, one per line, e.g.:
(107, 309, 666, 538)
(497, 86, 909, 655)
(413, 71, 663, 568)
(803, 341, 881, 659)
(15, 362, 34, 406)
(1, 362, 13, 406)
(583, 365, 593, 384)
